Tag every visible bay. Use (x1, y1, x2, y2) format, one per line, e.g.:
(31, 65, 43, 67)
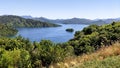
(17, 24, 88, 43)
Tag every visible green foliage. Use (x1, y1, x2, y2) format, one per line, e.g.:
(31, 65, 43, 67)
(0, 23, 18, 37)
(0, 37, 74, 68)
(69, 22, 120, 55)
(31, 40, 72, 67)
(0, 49, 31, 68)
(83, 25, 98, 35)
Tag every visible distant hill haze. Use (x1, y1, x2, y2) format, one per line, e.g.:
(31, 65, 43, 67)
(22, 16, 120, 25)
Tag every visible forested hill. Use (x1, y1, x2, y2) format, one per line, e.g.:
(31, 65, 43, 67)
(0, 23, 18, 37)
(0, 15, 59, 28)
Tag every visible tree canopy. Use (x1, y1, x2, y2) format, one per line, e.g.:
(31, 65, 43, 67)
(0, 23, 18, 37)
(69, 22, 120, 55)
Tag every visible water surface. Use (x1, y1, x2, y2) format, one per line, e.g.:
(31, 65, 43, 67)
(17, 24, 88, 43)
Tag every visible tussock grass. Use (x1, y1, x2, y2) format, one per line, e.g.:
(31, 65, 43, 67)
(49, 42, 120, 68)
(79, 56, 120, 68)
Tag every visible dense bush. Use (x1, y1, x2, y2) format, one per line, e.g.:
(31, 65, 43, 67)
(0, 37, 74, 68)
(69, 22, 120, 55)
(0, 23, 18, 37)
(0, 49, 31, 68)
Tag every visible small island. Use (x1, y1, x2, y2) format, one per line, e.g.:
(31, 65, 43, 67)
(66, 28, 74, 32)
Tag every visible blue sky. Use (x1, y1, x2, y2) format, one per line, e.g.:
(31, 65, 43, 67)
(0, 0, 120, 19)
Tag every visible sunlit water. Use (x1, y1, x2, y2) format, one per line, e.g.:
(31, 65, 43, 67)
(17, 24, 88, 43)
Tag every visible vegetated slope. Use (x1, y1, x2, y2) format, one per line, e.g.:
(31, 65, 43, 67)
(69, 21, 120, 55)
(49, 42, 120, 68)
(78, 42, 120, 68)
(0, 23, 18, 37)
(80, 56, 120, 68)
(0, 37, 74, 68)
(48, 21, 120, 68)
(0, 15, 59, 28)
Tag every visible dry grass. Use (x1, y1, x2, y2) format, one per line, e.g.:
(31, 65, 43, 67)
(49, 42, 120, 68)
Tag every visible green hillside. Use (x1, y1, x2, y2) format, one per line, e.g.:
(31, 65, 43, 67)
(0, 15, 59, 28)
(69, 22, 120, 55)
(50, 42, 120, 68)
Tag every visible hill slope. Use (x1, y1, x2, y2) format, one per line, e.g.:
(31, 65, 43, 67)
(0, 15, 59, 28)
(49, 42, 120, 68)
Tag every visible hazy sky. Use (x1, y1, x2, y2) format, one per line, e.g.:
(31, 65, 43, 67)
(0, 0, 120, 19)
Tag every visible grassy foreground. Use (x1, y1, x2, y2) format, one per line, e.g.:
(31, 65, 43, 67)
(49, 42, 120, 68)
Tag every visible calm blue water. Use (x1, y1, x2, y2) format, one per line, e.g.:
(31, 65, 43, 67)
(17, 24, 88, 43)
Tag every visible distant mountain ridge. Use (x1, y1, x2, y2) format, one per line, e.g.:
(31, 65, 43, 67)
(22, 16, 120, 25)
(62, 18, 93, 24)
(21, 15, 33, 19)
